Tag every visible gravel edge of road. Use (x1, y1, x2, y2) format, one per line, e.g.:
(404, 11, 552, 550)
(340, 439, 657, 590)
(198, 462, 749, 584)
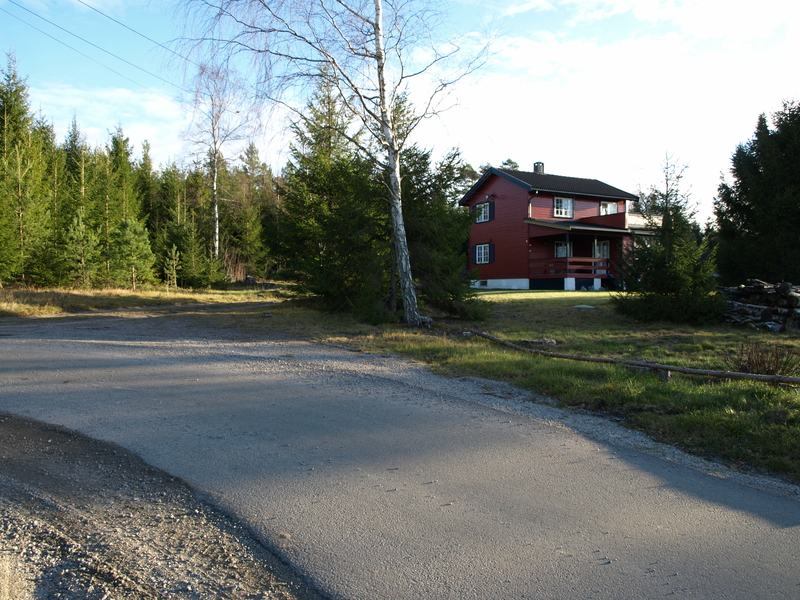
(0, 412, 329, 600)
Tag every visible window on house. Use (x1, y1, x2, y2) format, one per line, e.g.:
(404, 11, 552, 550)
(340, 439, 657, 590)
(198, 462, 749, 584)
(475, 243, 492, 264)
(554, 197, 573, 218)
(600, 202, 617, 216)
(554, 242, 573, 258)
(475, 201, 494, 223)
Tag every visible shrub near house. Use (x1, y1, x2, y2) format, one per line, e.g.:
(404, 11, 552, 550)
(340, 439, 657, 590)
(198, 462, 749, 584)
(460, 163, 647, 291)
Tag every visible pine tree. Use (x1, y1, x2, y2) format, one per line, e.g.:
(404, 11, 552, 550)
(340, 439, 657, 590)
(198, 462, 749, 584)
(401, 148, 488, 319)
(26, 117, 63, 285)
(613, 160, 723, 324)
(109, 218, 155, 290)
(64, 207, 100, 287)
(64, 117, 93, 214)
(0, 53, 37, 284)
(0, 102, 51, 284)
(221, 142, 273, 280)
(278, 81, 391, 320)
(715, 101, 800, 284)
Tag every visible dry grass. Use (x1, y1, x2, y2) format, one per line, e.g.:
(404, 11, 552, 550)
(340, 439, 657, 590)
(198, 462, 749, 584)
(0, 286, 279, 317)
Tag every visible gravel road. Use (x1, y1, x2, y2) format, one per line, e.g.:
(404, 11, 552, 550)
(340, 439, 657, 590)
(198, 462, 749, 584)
(1, 305, 799, 599)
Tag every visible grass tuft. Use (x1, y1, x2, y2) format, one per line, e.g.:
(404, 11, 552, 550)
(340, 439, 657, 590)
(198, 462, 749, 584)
(725, 341, 800, 378)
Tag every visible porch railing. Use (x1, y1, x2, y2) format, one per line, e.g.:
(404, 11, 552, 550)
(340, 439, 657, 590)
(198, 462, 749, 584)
(529, 256, 617, 279)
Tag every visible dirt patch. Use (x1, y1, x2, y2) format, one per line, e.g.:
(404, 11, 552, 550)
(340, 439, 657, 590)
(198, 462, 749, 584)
(0, 412, 325, 600)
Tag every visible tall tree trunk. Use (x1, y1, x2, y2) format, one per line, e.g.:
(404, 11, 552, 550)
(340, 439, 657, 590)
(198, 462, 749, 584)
(212, 152, 220, 260)
(373, 0, 420, 327)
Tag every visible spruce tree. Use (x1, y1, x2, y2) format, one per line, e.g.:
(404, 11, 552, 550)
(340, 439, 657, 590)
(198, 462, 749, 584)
(136, 141, 159, 232)
(613, 160, 723, 324)
(279, 81, 391, 320)
(26, 118, 63, 285)
(109, 218, 155, 290)
(64, 207, 100, 287)
(108, 127, 140, 221)
(715, 101, 800, 284)
(0, 54, 37, 283)
(0, 54, 31, 163)
(163, 244, 181, 291)
(222, 143, 272, 280)
(401, 148, 488, 319)
(0, 97, 51, 284)
(64, 117, 94, 215)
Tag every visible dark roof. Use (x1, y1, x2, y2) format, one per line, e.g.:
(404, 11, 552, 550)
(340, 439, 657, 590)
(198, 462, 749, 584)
(524, 218, 631, 235)
(459, 168, 638, 205)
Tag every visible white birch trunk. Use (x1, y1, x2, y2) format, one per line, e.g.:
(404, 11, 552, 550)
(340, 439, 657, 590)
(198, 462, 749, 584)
(374, 0, 421, 327)
(212, 153, 219, 260)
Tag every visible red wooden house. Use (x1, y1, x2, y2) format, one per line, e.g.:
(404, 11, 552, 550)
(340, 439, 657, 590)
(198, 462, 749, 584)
(459, 163, 649, 290)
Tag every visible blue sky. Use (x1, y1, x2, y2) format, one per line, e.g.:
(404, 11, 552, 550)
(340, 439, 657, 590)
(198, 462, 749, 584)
(2, 0, 798, 223)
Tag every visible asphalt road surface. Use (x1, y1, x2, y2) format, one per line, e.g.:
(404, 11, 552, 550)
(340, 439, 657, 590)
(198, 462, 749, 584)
(1, 307, 799, 599)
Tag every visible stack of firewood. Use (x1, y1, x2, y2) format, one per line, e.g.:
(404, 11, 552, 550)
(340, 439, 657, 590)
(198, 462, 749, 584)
(720, 280, 800, 331)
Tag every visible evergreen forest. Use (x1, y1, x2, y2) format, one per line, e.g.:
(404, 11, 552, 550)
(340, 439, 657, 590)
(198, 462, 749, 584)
(0, 57, 483, 322)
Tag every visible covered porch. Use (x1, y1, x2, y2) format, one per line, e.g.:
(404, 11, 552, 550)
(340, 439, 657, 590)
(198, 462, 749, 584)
(525, 219, 628, 291)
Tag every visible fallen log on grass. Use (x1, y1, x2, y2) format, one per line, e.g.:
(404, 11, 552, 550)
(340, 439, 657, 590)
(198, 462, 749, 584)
(465, 329, 800, 386)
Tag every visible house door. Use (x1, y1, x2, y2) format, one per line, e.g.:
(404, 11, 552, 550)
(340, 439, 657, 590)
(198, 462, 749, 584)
(554, 241, 573, 258)
(593, 240, 610, 258)
(592, 240, 610, 274)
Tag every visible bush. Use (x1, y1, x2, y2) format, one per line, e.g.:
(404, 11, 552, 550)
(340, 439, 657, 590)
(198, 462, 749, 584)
(725, 341, 800, 377)
(425, 296, 492, 321)
(612, 291, 726, 325)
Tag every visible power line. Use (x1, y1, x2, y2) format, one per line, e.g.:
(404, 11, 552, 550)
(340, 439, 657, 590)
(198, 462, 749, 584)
(7, 0, 192, 95)
(70, 0, 257, 99)
(73, 0, 202, 70)
(0, 6, 183, 108)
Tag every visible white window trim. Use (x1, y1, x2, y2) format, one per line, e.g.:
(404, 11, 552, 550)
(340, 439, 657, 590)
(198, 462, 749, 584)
(554, 197, 573, 218)
(600, 201, 617, 216)
(554, 241, 573, 258)
(592, 240, 610, 259)
(475, 243, 490, 264)
(475, 202, 490, 223)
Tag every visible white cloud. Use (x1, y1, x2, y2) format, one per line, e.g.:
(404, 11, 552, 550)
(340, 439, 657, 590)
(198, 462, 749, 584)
(502, 1, 556, 17)
(411, 4, 800, 224)
(29, 83, 190, 166)
(558, 0, 795, 40)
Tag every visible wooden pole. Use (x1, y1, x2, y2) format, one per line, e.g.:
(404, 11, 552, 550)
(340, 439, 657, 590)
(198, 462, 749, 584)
(465, 329, 800, 386)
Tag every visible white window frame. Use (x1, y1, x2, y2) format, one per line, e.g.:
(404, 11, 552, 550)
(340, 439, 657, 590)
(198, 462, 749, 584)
(592, 240, 610, 259)
(554, 197, 573, 218)
(554, 241, 573, 258)
(475, 202, 490, 223)
(600, 201, 617, 216)
(475, 243, 490, 264)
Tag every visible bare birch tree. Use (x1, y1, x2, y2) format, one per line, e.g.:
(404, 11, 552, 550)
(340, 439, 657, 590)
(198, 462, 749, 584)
(185, 64, 249, 260)
(181, 0, 483, 326)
